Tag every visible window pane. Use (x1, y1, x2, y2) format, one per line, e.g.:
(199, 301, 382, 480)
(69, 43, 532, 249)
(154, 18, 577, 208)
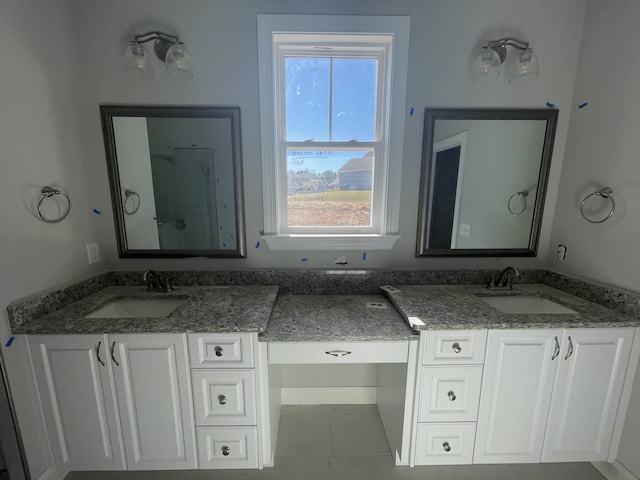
(285, 57, 330, 141)
(286, 149, 373, 227)
(332, 58, 377, 142)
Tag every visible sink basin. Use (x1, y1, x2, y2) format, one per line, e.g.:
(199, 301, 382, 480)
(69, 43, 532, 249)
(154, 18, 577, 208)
(479, 295, 577, 314)
(84, 298, 187, 318)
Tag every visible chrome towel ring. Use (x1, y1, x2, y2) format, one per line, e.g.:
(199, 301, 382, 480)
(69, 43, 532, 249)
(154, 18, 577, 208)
(508, 190, 528, 215)
(123, 189, 141, 215)
(37, 186, 71, 223)
(580, 187, 615, 223)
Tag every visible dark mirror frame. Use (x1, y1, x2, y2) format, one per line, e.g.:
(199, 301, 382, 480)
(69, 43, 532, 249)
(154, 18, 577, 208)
(416, 108, 558, 257)
(100, 105, 246, 258)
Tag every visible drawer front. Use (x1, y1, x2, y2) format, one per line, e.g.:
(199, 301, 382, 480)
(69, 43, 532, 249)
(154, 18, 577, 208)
(268, 341, 410, 364)
(188, 333, 254, 369)
(414, 423, 476, 465)
(423, 330, 487, 365)
(418, 366, 483, 422)
(192, 370, 256, 426)
(196, 427, 258, 469)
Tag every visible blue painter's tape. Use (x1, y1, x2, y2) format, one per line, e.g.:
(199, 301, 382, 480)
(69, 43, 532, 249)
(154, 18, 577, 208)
(92, 209, 101, 214)
(301, 257, 308, 262)
(409, 107, 415, 116)
(222, 242, 226, 247)
(5, 337, 15, 347)
(362, 252, 367, 261)
(220, 225, 223, 230)
(255, 241, 261, 248)
(153, 217, 158, 221)
(578, 102, 588, 109)
(224, 204, 227, 208)
(546, 102, 555, 108)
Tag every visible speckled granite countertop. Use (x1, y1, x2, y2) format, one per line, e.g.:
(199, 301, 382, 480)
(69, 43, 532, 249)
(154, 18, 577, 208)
(382, 284, 640, 331)
(260, 294, 417, 342)
(11, 286, 279, 335)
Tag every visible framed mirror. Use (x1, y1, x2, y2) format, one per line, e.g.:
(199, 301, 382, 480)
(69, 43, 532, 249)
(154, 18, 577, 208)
(416, 108, 558, 257)
(100, 105, 246, 258)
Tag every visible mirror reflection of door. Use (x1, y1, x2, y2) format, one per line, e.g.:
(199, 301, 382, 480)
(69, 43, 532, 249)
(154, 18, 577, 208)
(428, 132, 467, 249)
(150, 148, 219, 249)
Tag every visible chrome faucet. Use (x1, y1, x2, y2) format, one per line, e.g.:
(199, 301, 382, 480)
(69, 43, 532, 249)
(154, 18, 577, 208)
(143, 270, 173, 292)
(487, 266, 521, 290)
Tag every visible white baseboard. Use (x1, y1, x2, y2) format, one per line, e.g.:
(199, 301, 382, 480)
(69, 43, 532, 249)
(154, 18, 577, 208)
(281, 387, 377, 405)
(592, 461, 640, 480)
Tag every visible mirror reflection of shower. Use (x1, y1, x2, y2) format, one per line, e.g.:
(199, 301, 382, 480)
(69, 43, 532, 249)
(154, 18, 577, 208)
(150, 147, 220, 249)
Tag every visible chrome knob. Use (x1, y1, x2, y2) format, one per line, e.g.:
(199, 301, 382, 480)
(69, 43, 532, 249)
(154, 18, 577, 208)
(448, 391, 456, 401)
(218, 394, 227, 405)
(215, 346, 224, 357)
(443, 442, 451, 452)
(222, 446, 230, 456)
(452, 343, 462, 353)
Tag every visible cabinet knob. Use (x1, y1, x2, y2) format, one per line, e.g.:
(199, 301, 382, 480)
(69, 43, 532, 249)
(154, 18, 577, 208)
(215, 346, 224, 357)
(218, 394, 227, 405)
(448, 391, 457, 401)
(222, 446, 230, 456)
(443, 442, 451, 452)
(452, 343, 462, 354)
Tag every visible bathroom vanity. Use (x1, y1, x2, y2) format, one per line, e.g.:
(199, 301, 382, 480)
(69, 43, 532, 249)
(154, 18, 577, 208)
(7, 275, 640, 479)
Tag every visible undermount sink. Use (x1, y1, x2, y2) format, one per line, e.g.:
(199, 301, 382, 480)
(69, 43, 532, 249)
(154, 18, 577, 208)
(84, 298, 188, 319)
(478, 295, 577, 314)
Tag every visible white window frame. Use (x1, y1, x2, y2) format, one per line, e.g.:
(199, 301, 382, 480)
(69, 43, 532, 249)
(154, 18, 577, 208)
(258, 15, 410, 251)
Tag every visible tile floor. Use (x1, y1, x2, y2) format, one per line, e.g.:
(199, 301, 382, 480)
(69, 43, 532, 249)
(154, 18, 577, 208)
(65, 405, 607, 480)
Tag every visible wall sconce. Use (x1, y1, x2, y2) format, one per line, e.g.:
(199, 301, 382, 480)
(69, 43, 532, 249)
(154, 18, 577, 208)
(124, 31, 194, 79)
(472, 36, 538, 84)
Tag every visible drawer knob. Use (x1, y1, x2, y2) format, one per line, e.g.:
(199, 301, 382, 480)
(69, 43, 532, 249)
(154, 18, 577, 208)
(452, 343, 462, 354)
(448, 391, 457, 401)
(222, 446, 230, 456)
(218, 394, 227, 405)
(326, 350, 352, 357)
(215, 346, 224, 357)
(443, 442, 451, 452)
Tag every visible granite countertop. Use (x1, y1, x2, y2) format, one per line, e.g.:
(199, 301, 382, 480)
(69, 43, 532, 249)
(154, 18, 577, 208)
(382, 284, 640, 331)
(260, 294, 418, 342)
(11, 286, 280, 335)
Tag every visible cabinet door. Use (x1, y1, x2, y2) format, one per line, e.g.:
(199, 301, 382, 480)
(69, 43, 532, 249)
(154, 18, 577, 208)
(542, 328, 635, 462)
(28, 335, 124, 471)
(474, 329, 562, 463)
(110, 334, 196, 470)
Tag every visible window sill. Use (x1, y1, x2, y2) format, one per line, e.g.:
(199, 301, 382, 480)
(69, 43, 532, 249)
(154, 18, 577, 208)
(261, 234, 400, 251)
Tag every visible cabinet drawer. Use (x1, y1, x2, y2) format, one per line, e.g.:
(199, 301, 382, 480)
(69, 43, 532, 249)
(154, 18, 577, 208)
(196, 427, 258, 469)
(414, 423, 476, 465)
(188, 333, 254, 369)
(423, 330, 487, 365)
(418, 366, 483, 422)
(192, 370, 256, 426)
(268, 341, 409, 364)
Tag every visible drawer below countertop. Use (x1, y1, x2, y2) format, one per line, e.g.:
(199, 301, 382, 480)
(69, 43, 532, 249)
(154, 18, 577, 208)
(268, 340, 413, 364)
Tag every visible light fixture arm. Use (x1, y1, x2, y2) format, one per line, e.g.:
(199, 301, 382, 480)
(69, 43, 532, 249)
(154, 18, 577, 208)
(485, 36, 530, 64)
(130, 31, 184, 61)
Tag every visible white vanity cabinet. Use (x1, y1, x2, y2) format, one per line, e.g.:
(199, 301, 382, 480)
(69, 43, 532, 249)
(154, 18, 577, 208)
(474, 327, 636, 464)
(187, 333, 260, 470)
(28, 334, 197, 473)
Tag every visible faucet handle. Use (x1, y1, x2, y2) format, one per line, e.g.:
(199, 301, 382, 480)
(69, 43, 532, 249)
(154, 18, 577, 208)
(164, 275, 174, 292)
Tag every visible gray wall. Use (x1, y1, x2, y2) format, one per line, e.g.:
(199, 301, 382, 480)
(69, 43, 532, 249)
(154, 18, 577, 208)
(548, 0, 640, 475)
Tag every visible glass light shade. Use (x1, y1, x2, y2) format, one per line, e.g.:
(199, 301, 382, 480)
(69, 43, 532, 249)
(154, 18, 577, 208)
(165, 45, 194, 79)
(123, 44, 154, 78)
(509, 49, 539, 85)
(471, 47, 501, 83)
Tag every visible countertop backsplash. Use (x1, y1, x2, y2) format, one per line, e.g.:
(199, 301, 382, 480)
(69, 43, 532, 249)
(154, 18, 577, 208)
(7, 268, 640, 329)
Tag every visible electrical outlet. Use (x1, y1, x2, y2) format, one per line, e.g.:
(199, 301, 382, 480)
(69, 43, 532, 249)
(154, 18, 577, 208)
(333, 256, 348, 265)
(366, 302, 387, 309)
(87, 242, 101, 264)
(459, 223, 471, 237)
(556, 244, 567, 261)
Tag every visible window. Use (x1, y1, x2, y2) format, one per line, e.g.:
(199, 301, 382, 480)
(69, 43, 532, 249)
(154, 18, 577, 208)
(258, 15, 409, 250)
